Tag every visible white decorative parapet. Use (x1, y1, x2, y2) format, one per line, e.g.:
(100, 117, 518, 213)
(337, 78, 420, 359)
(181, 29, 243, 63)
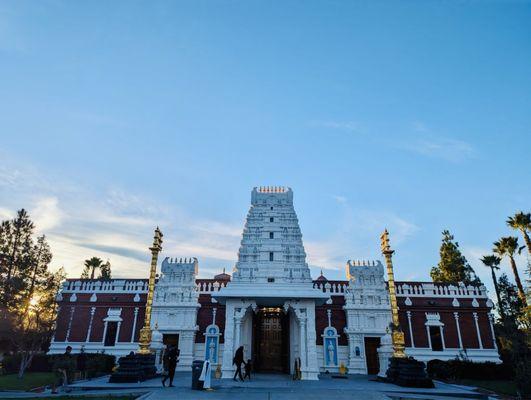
(312, 281, 348, 294)
(59, 277, 230, 296)
(61, 279, 149, 293)
(395, 282, 488, 299)
(197, 280, 230, 293)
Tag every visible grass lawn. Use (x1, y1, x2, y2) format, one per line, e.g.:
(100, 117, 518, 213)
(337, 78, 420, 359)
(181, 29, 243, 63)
(0, 372, 55, 391)
(459, 379, 518, 396)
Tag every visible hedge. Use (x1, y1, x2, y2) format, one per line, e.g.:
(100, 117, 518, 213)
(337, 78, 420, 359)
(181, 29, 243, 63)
(427, 359, 513, 381)
(1, 353, 115, 378)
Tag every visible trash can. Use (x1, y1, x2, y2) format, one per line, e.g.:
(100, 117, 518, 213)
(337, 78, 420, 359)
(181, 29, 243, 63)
(191, 360, 204, 390)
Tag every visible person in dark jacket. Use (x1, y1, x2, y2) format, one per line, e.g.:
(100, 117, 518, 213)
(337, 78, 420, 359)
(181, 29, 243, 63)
(162, 345, 179, 387)
(232, 346, 245, 381)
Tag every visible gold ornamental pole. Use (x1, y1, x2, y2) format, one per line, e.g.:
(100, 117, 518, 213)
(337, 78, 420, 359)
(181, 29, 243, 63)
(138, 227, 163, 355)
(380, 229, 406, 358)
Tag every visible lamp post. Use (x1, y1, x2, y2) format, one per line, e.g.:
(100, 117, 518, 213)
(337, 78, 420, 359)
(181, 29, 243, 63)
(380, 229, 406, 359)
(138, 227, 163, 355)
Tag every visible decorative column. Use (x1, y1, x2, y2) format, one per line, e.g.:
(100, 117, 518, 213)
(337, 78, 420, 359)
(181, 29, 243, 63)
(131, 307, 139, 343)
(488, 313, 497, 349)
(234, 308, 245, 349)
(115, 321, 122, 344)
(220, 300, 236, 378)
(65, 306, 75, 342)
(138, 227, 163, 355)
(380, 229, 406, 358)
(102, 321, 109, 344)
(298, 310, 308, 370)
(406, 311, 415, 348)
(453, 312, 463, 349)
(473, 312, 483, 349)
(86, 307, 96, 343)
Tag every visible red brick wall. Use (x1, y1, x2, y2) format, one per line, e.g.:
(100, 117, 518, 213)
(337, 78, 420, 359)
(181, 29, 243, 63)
(53, 292, 147, 343)
(397, 296, 494, 349)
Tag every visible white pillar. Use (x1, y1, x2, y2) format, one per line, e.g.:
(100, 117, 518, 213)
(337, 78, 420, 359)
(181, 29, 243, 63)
(488, 313, 497, 349)
(426, 325, 432, 349)
(115, 321, 122, 344)
(221, 301, 236, 379)
(131, 307, 139, 343)
(102, 321, 109, 344)
(65, 306, 75, 342)
(453, 312, 463, 349)
(176, 330, 196, 370)
(235, 317, 242, 349)
(440, 326, 446, 349)
(473, 312, 483, 349)
(406, 311, 415, 348)
(86, 307, 96, 343)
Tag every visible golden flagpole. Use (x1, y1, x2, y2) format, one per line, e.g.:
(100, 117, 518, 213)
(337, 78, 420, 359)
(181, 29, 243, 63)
(380, 229, 406, 358)
(138, 227, 163, 355)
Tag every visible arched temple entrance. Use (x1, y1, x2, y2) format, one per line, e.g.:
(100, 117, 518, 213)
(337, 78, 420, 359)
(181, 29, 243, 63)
(253, 307, 290, 373)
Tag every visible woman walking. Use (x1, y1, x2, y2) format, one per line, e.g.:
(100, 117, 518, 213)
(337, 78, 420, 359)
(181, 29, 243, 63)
(232, 346, 245, 381)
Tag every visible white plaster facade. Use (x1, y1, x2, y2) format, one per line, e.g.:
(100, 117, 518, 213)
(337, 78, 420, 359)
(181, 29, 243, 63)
(343, 260, 392, 374)
(151, 257, 200, 371)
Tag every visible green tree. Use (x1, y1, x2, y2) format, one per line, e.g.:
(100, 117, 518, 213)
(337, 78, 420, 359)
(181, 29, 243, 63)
(99, 260, 111, 280)
(0, 210, 65, 377)
(493, 236, 527, 305)
(481, 255, 504, 321)
(81, 257, 104, 279)
(0, 210, 35, 308)
(12, 266, 66, 378)
(430, 230, 481, 286)
(497, 273, 527, 328)
(507, 211, 531, 256)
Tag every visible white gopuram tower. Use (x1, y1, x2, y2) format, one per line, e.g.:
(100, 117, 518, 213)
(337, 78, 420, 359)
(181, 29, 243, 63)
(214, 186, 328, 380)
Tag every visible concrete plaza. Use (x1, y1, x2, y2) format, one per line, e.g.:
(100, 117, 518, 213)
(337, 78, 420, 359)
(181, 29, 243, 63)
(0, 373, 494, 400)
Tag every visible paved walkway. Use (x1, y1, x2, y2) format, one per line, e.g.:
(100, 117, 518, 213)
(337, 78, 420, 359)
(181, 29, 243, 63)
(0, 373, 493, 400)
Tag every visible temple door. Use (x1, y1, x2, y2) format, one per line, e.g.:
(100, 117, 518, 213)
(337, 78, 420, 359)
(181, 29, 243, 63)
(364, 337, 381, 375)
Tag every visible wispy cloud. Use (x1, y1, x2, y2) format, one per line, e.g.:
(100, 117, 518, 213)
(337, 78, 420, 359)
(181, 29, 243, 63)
(402, 136, 475, 163)
(304, 197, 419, 279)
(0, 158, 243, 279)
(309, 120, 361, 133)
(400, 120, 476, 163)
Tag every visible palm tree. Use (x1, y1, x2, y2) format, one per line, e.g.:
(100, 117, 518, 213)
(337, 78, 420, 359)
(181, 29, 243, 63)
(481, 255, 504, 320)
(493, 237, 527, 305)
(84, 257, 103, 279)
(507, 211, 531, 256)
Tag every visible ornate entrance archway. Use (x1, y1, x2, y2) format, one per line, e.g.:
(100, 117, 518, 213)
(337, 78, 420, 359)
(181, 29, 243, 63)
(253, 308, 289, 373)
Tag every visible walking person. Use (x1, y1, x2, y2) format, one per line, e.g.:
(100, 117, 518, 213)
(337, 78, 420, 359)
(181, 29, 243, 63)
(162, 344, 179, 387)
(232, 346, 245, 381)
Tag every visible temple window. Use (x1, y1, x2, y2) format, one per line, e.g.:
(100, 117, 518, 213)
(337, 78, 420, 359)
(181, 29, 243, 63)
(270, 217, 274, 222)
(104, 321, 118, 346)
(269, 232, 274, 239)
(429, 326, 443, 351)
(269, 252, 274, 261)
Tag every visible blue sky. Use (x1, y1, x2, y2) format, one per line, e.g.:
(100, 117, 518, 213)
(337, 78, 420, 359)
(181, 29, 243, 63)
(0, 1, 530, 295)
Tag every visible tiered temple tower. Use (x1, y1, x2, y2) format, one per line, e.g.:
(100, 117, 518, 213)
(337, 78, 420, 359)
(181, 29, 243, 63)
(232, 186, 312, 283)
